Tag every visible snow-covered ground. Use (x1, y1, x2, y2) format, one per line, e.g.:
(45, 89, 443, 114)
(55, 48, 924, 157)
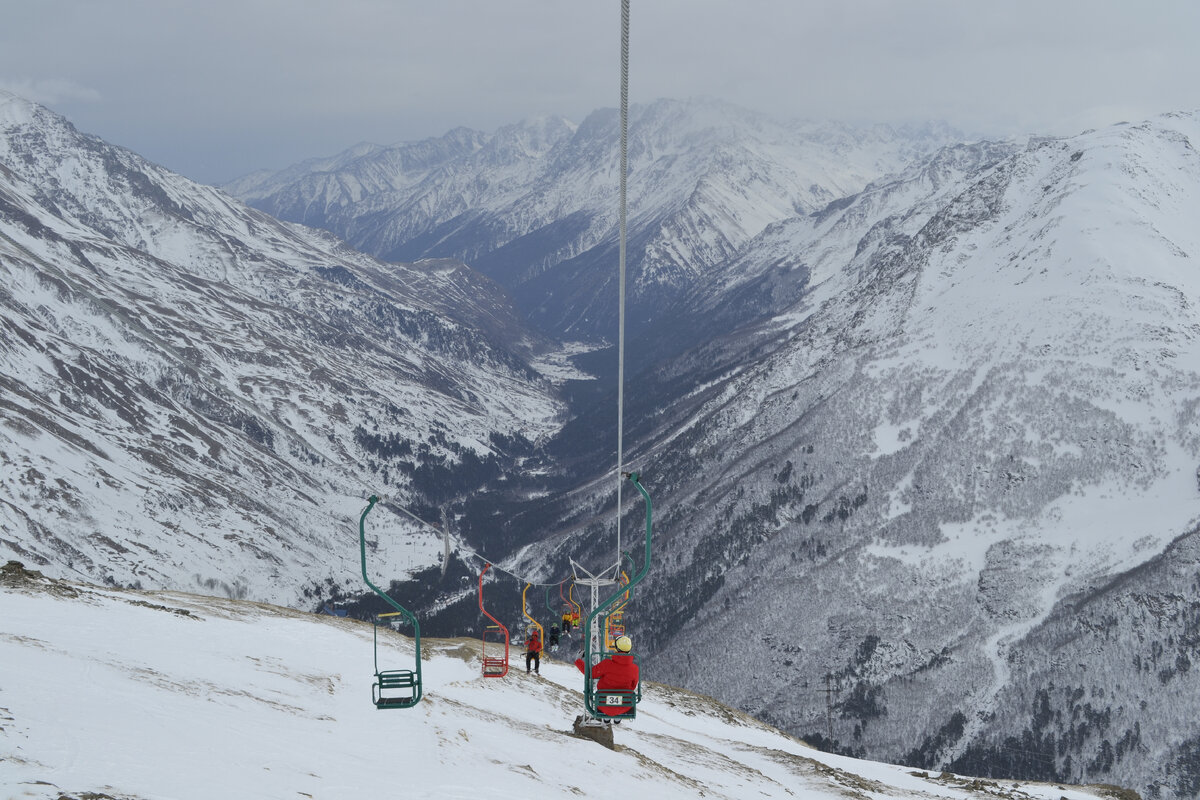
(2, 563, 1114, 800)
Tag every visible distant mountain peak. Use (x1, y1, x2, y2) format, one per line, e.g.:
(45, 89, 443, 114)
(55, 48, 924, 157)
(226, 97, 962, 340)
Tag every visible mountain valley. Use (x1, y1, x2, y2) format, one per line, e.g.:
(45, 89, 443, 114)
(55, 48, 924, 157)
(5, 90, 1200, 797)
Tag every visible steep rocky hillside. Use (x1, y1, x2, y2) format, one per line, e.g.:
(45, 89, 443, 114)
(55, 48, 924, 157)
(0, 90, 567, 606)
(603, 114, 1200, 798)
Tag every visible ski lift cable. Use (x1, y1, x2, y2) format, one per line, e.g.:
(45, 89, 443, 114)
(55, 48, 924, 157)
(614, 0, 630, 566)
(373, 496, 563, 587)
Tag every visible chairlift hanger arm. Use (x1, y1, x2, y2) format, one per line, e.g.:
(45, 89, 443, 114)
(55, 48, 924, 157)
(522, 583, 544, 643)
(359, 496, 422, 628)
(582, 472, 652, 719)
(478, 563, 510, 677)
(358, 495, 423, 709)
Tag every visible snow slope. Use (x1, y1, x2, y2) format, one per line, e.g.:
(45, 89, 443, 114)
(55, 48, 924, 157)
(1, 562, 1115, 800)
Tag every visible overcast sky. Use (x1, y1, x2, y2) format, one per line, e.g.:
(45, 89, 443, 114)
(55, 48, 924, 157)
(3, 1, 1197, 185)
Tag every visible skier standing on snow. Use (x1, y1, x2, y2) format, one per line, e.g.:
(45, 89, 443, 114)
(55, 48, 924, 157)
(575, 635, 639, 719)
(525, 626, 543, 674)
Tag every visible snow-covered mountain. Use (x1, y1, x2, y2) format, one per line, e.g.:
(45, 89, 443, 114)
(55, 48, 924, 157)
(259, 102, 1200, 794)
(572, 113, 1200, 797)
(226, 98, 961, 339)
(0, 90, 568, 607)
(8, 84, 1200, 796)
(2, 561, 1118, 800)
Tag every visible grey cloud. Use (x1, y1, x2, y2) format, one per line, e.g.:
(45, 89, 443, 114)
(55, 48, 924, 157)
(2, 0, 1198, 184)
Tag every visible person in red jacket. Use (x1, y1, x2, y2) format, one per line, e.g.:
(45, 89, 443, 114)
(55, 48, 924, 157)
(575, 635, 639, 718)
(525, 627, 543, 674)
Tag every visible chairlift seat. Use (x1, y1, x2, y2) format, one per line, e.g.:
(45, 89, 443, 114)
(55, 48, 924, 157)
(373, 668, 421, 709)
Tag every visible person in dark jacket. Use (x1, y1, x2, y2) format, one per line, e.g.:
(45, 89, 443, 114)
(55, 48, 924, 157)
(525, 627, 543, 674)
(575, 635, 639, 717)
(548, 623, 561, 652)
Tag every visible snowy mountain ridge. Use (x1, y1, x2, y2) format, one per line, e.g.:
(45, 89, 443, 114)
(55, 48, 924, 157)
(0, 89, 565, 607)
(7, 84, 1200, 796)
(226, 97, 963, 337)
(598, 111, 1200, 797)
(424, 110, 1200, 798)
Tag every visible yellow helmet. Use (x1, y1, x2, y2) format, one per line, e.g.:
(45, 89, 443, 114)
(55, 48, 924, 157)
(615, 635, 632, 653)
